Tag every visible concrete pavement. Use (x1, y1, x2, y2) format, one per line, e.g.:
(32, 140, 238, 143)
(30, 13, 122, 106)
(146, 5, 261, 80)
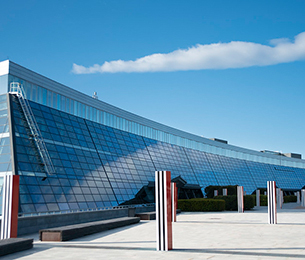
(4, 203, 305, 259)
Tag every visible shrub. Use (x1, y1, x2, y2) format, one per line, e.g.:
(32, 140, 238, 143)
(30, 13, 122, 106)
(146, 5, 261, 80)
(250, 195, 256, 206)
(205, 185, 238, 198)
(284, 195, 297, 203)
(258, 195, 267, 206)
(215, 195, 237, 210)
(249, 194, 266, 206)
(178, 198, 225, 212)
(244, 195, 255, 210)
(215, 195, 255, 210)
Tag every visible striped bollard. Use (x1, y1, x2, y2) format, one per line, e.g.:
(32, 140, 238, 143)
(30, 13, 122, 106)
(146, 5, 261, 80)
(301, 190, 305, 207)
(171, 182, 177, 222)
(155, 171, 172, 251)
(237, 186, 244, 213)
(1, 174, 20, 239)
(256, 189, 260, 207)
(267, 181, 277, 224)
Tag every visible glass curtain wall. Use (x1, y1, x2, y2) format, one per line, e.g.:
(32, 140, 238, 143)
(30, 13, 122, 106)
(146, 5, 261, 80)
(0, 94, 12, 174)
(9, 97, 305, 215)
(7, 75, 305, 169)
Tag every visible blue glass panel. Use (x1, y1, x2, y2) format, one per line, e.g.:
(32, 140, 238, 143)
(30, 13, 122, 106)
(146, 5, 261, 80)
(34, 204, 48, 212)
(10, 95, 305, 216)
(47, 203, 59, 211)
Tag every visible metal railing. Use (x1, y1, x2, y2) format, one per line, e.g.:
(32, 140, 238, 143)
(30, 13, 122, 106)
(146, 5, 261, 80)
(18, 203, 155, 217)
(9, 82, 55, 175)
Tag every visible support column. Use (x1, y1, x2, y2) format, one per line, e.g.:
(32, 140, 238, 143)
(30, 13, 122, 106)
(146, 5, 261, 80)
(296, 191, 300, 204)
(171, 182, 177, 222)
(256, 189, 260, 207)
(1, 174, 20, 239)
(237, 186, 244, 213)
(267, 181, 277, 224)
(155, 171, 172, 251)
(276, 188, 283, 209)
(222, 188, 227, 196)
(301, 190, 305, 207)
(1, 93, 20, 239)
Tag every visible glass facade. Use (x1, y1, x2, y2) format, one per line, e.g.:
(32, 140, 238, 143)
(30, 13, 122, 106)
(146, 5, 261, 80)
(0, 177, 4, 216)
(8, 95, 305, 215)
(0, 94, 12, 174)
(0, 60, 305, 216)
(0, 93, 12, 217)
(6, 73, 305, 169)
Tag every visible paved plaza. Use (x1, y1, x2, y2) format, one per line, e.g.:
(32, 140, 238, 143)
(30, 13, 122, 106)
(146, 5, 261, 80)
(4, 203, 305, 259)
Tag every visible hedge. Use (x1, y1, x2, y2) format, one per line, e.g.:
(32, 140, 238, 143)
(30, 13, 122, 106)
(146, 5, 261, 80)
(205, 185, 238, 198)
(250, 195, 267, 206)
(178, 198, 225, 212)
(215, 195, 237, 210)
(257, 195, 267, 206)
(284, 195, 297, 203)
(214, 195, 255, 210)
(244, 195, 255, 210)
(253, 195, 297, 205)
(260, 195, 267, 206)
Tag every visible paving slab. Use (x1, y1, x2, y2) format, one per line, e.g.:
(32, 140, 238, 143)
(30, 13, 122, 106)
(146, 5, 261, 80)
(4, 203, 305, 259)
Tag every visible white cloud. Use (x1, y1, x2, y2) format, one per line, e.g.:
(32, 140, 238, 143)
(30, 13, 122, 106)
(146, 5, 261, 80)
(72, 32, 305, 74)
(269, 37, 291, 46)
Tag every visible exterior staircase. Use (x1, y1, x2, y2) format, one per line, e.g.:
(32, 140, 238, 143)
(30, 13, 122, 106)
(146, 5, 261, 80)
(9, 82, 54, 175)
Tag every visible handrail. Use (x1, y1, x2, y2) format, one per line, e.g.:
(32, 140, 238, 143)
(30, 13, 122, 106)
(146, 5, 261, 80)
(9, 82, 55, 175)
(18, 203, 155, 217)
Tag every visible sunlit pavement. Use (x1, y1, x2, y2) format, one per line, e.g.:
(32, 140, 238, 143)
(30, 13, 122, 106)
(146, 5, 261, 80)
(5, 203, 305, 259)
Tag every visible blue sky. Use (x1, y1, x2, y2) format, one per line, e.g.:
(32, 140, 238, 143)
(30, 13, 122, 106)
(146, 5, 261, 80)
(1, 0, 305, 156)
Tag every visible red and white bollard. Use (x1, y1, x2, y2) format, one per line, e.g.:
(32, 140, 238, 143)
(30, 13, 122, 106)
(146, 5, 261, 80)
(1, 174, 20, 239)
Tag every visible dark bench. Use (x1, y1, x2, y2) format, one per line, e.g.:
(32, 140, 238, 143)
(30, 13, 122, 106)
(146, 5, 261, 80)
(0, 238, 33, 257)
(39, 216, 140, 241)
(135, 212, 156, 220)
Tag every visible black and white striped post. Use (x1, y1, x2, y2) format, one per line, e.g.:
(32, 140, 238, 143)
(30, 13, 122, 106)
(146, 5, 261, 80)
(301, 190, 305, 207)
(256, 189, 260, 207)
(267, 181, 277, 224)
(237, 186, 244, 213)
(1, 174, 20, 239)
(155, 171, 172, 251)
